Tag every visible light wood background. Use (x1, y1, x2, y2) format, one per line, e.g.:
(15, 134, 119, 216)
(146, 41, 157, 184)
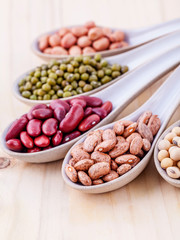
(0, 0, 180, 239)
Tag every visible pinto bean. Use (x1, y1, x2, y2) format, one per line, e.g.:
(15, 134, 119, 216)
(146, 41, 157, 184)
(91, 151, 111, 164)
(142, 138, 151, 151)
(65, 164, 78, 182)
(123, 123, 137, 138)
(88, 162, 110, 180)
(78, 171, 92, 186)
(126, 132, 141, 144)
(111, 160, 118, 171)
(130, 136, 143, 155)
(71, 147, 90, 162)
(109, 141, 129, 158)
(83, 134, 101, 152)
(102, 129, 116, 141)
(115, 154, 138, 165)
(95, 139, 116, 152)
(113, 121, 124, 135)
(137, 111, 152, 125)
(92, 179, 104, 185)
(147, 115, 161, 136)
(74, 159, 94, 171)
(103, 170, 119, 182)
(138, 122, 153, 143)
(117, 164, 131, 175)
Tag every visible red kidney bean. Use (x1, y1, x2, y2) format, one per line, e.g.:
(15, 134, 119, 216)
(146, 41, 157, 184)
(20, 131, 34, 149)
(79, 96, 102, 107)
(5, 117, 28, 141)
(32, 108, 53, 120)
(78, 114, 100, 132)
(21, 113, 28, 119)
(27, 119, 42, 137)
(92, 107, 107, 119)
(6, 139, 23, 152)
(60, 104, 84, 133)
(101, 101, 113, 114)
(69, 98, 87, 108)
(27, 104, 48, 120)
(34, 135, 50, 148)
(53, 107, 66, 122)
(62, 130, 81, 143)
(52, 130, 63, 146)
(84, 107, 92, 117)
(42, 118, 58, 136)
(49, 99, 70, 112)
(27, 147, 41, 153)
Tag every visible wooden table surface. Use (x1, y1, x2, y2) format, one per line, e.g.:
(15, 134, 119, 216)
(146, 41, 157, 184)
(0, 0, 180, 239)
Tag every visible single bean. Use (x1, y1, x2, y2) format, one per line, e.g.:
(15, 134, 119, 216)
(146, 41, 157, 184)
(20, 131, 34, 149)
(6, 139, 23, 152)
(115, 154, 138, 165)
(93, 37, 110, 51)
(77, 36, 91, 48)
(91, 151, 111, 164)
(27, 119, 42, 137)
(5, 117, 28, 141)
(88, 27, 103, 41)
(71, 26, 88, 37)
(83, 134, 101, 152)
(147, 115, 161, 136)
(126, 132, 141, 144)
(113, 121, 124, 135)
(51, 46, 68, 55)
(52, 130, 63, 146)
(82, 47, 95, 54)
(34, 135, 50, 148)
(53, 107, 66, 122)
(42, 118, 58, 136)
(111, 160, 118, 171)
(49, 34, 61, 47)
(130, 136, 143, 155)
(102, 129, 116, 141)
(65, 164, 78, 182)
(109, 141, 129, 158)
(142, 138, 151, 151)
(69, 45, 82, 55)
(69, 98, 87, 108)
(49, 99, 70, 112)
(138, 122, 153, 142)
(62, 130, 81, 143)
(27, 104, 48, 120)
(92, 179, 104, 185)
(60, 104, 84, 133)
(74, 159, 94, 171)
(78, 171, 92, 186)
(61, 33, 77, 49)
(84, 107, 92, 117)
(92, 107, 107, 119)
(137, 111, 152, 125)
(95, 139, 116, 152)
(123, 123, 137, 138)
(101, 101, 112, 114)
(78, 114, 100, 132)
(79, 96, 102, 107)
(117, 164, 131, 175)
(103, 170, 119, 182)
(32, 108, 53, 119)
(88, 162, 110, 180)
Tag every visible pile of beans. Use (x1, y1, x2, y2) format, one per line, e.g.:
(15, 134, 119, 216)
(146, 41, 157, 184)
(65, 111, 161, 186)
(5, 97, 112, 153)
(38, 21, 128, 55)
(18, 54, 128, 100)
(158, 126, 180, 179)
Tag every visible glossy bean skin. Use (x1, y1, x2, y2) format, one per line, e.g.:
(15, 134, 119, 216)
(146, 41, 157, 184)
(27, 104, 48, 120)
(79, 96, 102, 107)
(69, 98, 87, 108)
(62, 130, 81, 143)
(60, 104, 84, 133)
(52, 130, 63, 146)
(78, 114, 100, 132)
(101, 101, 112, 114)
(20, 131, 34, 149)
(53, 107, 66, 122)
(32, 108, 53, 120)
(27, 147, 41, 153)
(6, 139, 23, 152)
(49, 99, 70, 112)
(5, 117, 28, 141)
(34, 135, 50, 148)
(92, 107, 107, 119)
(42, 118, 58, 136)
(84, 107, 92, 117)
(27, 119, 42, 137)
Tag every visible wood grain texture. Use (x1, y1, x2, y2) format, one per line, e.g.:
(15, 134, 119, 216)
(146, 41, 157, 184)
(0, 0, 179, 239)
